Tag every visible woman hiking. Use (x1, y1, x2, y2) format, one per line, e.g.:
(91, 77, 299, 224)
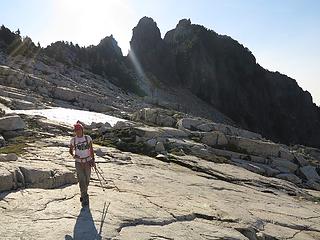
(69, 121, 95, 208)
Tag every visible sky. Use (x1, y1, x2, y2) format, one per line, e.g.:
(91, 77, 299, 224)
(1, 0, 319, 105)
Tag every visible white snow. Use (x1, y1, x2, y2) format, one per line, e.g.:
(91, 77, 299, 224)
(9, 107, 125, 126)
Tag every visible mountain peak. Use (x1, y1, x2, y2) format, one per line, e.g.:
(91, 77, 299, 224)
(176, 18, 192, 28)
(97, 35, 122, 56)
(131, 17, 161, 46)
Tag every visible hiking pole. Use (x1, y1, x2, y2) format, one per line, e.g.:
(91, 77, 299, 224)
(96, 164, 120, 191)
(96, 165, 108, 183)
(94, 165, 105, 191)
(98, 201, 110, 236)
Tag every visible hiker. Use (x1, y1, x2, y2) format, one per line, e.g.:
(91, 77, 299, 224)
(69, 121, 95, 207)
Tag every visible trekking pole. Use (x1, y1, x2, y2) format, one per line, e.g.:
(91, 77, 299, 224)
(96, 164, 120, 191)
(98, 201, 110, 236)
(94, 165, 105, 191)
(96, 165, 108, 183)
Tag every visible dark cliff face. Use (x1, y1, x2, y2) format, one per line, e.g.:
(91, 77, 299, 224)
(0, 25, 38, 57)
(44, 36, 123, 70)
(131, 18, 320, 147)
(129, 17, 179, 85)
(44, 36, 140, 93)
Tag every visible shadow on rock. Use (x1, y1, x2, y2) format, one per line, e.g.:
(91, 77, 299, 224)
(65, 207, 101, 240)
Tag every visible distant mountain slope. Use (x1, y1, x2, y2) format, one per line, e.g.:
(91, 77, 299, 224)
(130, 17, 320, 147)
(1, 18, 320, 147)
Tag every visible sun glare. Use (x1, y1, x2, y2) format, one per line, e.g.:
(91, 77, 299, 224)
(48, 0, 135, 53)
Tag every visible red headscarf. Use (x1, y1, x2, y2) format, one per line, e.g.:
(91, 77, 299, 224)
(74, 120, 83, 131)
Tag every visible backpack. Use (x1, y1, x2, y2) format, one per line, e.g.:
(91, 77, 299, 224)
(74, 135, 89, 150)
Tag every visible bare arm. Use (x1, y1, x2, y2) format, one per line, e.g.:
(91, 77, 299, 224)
(69, 144, 79, 158)
(69, 144, 74, 157)
(89, 142, 95, 167)
(89, 142, 95, 160)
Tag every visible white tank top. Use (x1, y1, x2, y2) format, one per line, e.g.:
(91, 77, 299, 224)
(70, 135, 92, 159)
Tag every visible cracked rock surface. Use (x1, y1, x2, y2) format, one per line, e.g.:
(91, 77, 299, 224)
(1, 135, 320, 240)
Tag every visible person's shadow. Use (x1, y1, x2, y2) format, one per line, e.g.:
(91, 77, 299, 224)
(65, 207, 101, 240)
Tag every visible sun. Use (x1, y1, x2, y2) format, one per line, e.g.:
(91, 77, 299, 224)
(51, 0, 135, 53)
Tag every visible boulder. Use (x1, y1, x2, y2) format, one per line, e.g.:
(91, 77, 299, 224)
(84, 102, 114, 112)
(0, 108, 5, 117)
(0, 166, 13, 192)
(262, 165, 281, 177)
(155, 154, 169, 161)
(134, 127, 161, 139)
(52, 87, 79, 102)
(13, 167, 25, 188)
(210, 148, 243, 160)
(299, 166, 320, 181)
(19, 166, 77, 189)
(133, 108, 157, 124)
(227, 136, 280, 157)
(201, 131, 228, 146)
(89, 122, 102, 129)
(196, 123, 215, 132)
(306, 179, 320, 191)
(146, 138, 157, 148)
(294, 154, 309, 167)
(189, 145, 228, 163)
(0, 115, 26, 131)
(161, 127, 189, 138)
(0, 153, 18, 162)
(102, 122, 112, 128)
(304, 147, 320, 161)
(166, 138, 202, 151)
(270, 158, 298, 173)
(276, 173, 302, 185)
(0, 134, 5, 147)
(113, 121, 134, 129)
(1, 130, 26, 139)
(155, 142, 165, 153)
(134, 126, 188, 139)
(131, 108, 177, 127)
(176, 118, 205, 131)
(98, 124, 111, 134)
(248, 155, 268, 164)
(237, 128, 262, 140)
(278, 147, 294, 161)
(212, 123, 262, 140)
(95, 148, 108, 157)
(156, 115, 176, 127)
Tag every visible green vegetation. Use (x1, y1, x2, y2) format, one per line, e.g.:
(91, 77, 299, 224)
(0, 142, 27, 155)
(0, 135, 33, 155)
(168, 147, 186, 156)
(93, 127, 155, 156)
(93, 138, 116, 148)
(190, 136, 201, 143)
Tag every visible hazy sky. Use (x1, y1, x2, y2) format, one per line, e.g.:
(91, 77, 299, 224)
(1, 0, 319, 105)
